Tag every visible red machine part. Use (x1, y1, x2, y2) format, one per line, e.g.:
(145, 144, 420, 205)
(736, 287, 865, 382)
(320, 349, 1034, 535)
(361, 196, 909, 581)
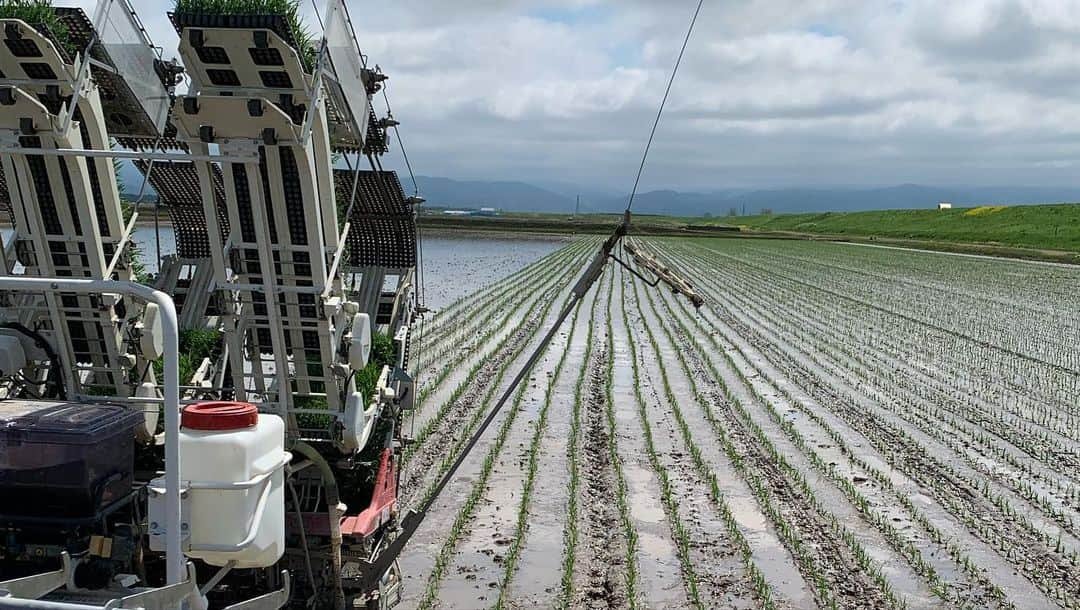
(341, 448, 398, 538)
(303, 448, 398, 540)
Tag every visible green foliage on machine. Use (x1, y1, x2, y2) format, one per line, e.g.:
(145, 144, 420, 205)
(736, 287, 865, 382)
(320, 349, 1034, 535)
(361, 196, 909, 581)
(172, 0, 316, 71)
(0, 0, 76, 57)
(178, 328, 223, 384)
(293, 331, 396, 431)
(145, 327, 222, 386)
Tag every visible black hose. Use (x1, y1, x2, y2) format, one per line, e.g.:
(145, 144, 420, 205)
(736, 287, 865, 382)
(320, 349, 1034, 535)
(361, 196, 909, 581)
(0, 321, 64, 399)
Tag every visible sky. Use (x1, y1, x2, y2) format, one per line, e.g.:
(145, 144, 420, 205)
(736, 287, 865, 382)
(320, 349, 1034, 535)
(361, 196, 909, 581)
(69, 0, 1080, 191)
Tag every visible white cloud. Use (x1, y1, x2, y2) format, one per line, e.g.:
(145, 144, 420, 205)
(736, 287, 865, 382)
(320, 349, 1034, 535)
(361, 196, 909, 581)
(65, 0, 1080, 188)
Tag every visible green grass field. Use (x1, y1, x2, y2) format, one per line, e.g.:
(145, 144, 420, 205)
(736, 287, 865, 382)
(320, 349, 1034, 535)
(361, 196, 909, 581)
(729, 204, 1080, 252)
(421, 203, 1080, 257)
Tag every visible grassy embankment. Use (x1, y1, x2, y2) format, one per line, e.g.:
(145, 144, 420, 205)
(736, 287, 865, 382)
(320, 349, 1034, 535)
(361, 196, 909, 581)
(420, 203, 1080, 263)
(734, 204, 1080, 253)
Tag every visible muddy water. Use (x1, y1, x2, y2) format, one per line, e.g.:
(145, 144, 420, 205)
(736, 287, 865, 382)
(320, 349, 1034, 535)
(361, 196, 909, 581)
(633, 283, 814, 609)
(124, 227, 568, 308)
(417, 232, 569, 311)
(606, 275, 688, 609)
(509, 286, 601, 605)
(436, 325, 574, 606)
(671, 247, 1059, 610)
(397, 250, 584, 609)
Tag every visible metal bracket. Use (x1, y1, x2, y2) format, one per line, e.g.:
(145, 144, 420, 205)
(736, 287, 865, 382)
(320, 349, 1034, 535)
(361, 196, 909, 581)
(608, 253, 661, 288)
(0, 552, 76, 599)
(101, 563, 201, 610)
(222, 572, 290, 610)
(0, 556, 202, 610)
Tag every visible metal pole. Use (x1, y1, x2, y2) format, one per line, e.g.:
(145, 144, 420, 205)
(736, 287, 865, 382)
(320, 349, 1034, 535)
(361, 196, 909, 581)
(0, 277, 182, 586)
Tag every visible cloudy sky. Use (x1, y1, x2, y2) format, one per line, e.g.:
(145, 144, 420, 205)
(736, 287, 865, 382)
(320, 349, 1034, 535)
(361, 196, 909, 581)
(79, 1, 1080, 190)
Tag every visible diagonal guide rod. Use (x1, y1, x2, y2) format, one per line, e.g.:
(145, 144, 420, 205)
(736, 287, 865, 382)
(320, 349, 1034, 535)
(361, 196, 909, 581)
(357, 0, 708, 586)
(357, 210, 706, 588)
(355, 212, 631, 587)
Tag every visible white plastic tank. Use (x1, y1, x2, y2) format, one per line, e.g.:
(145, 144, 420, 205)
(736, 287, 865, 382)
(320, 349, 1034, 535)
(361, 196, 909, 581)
(179, 402, 290, 568)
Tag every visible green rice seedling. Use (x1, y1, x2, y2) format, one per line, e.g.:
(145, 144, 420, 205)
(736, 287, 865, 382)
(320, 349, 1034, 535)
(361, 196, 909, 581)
(403, 243, 592, 465)
(556, 279, 601, 608)
(0, 0, 75, 57)
(417, 278, 576, 508)
(602, 267, 641, 608)
(415, 285, 578, 609)
(619, 275, 703, 608)
(173, 0, 316, 70)
(493, 299, 585, 609)
(657, 241, 1055, 609)
(411, 242, 588, 413)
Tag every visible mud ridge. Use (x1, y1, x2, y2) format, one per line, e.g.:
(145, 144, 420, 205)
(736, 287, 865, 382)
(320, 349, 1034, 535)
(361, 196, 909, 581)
(667, 319, 894, 610)
(574, 342, 630, 609)
(711, 304, 1080, 607)
(399, 292, 552, 508)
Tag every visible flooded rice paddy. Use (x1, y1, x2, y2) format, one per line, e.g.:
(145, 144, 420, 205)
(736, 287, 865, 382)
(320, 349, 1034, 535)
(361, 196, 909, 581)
(398, 235, 1080, 610)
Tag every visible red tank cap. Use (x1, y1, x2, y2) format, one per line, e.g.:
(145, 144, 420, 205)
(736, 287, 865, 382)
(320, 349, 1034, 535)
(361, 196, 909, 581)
(182, 402, 258, 431)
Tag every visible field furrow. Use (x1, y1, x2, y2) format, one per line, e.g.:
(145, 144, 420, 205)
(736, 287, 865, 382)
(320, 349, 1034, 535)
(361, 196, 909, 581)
(396, 235, 1079, 610)
(671, 244, 1080, 538)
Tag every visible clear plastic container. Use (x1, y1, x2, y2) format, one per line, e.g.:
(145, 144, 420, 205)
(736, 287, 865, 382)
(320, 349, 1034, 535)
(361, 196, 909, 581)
(0, 401, 140, 518)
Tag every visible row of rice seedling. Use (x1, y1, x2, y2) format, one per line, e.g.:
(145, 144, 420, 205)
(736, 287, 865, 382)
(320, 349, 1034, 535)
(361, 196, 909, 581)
(674, 242, 1080, 555)
(756, 246, 1080, 438)
(745, 242, 1079, 375)
(413, 279, 581, 609)
(722, 241, 1079, 416)
(705, 255, 1080, 539)
(623, 273, 775, 608)
(411, 240, 589, 372)
(624, 266, 909, 610)
(557, 283, 600, 609)
(640, 262, 1006, 607)
(617, 273, 702, 609)
(402, 234, 1077, 608)
(492, 295, 589, 609)
(656, 285, 1054, 604)
(600, 268, 642, 609)
(410, 240, 592, 412)
(402, 241, 593, 468)
(606, 265, 861, 608)
(678, 241, 1080, 494)
(660, 239, 1078, 607)
(676, 244, 1080, 520)
(410, 261, 584, 508)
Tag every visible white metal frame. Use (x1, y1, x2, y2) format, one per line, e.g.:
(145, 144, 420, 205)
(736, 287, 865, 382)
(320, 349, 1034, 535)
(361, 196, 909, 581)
(0, 278, 184, 588)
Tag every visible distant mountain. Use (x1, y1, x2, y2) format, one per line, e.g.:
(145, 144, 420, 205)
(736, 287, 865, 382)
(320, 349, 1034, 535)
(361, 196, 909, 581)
(531, 180, 623, 203)
(414, 176, 573, 213)
(115, 167, 1080, 216)
(414, 178, 1080, 216)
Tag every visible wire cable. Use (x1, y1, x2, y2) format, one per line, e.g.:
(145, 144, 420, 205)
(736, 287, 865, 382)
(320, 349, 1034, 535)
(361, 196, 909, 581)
(625, 0, 705, 213)
(382, 85, 426, 310)
(381, 85, 420, 198)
